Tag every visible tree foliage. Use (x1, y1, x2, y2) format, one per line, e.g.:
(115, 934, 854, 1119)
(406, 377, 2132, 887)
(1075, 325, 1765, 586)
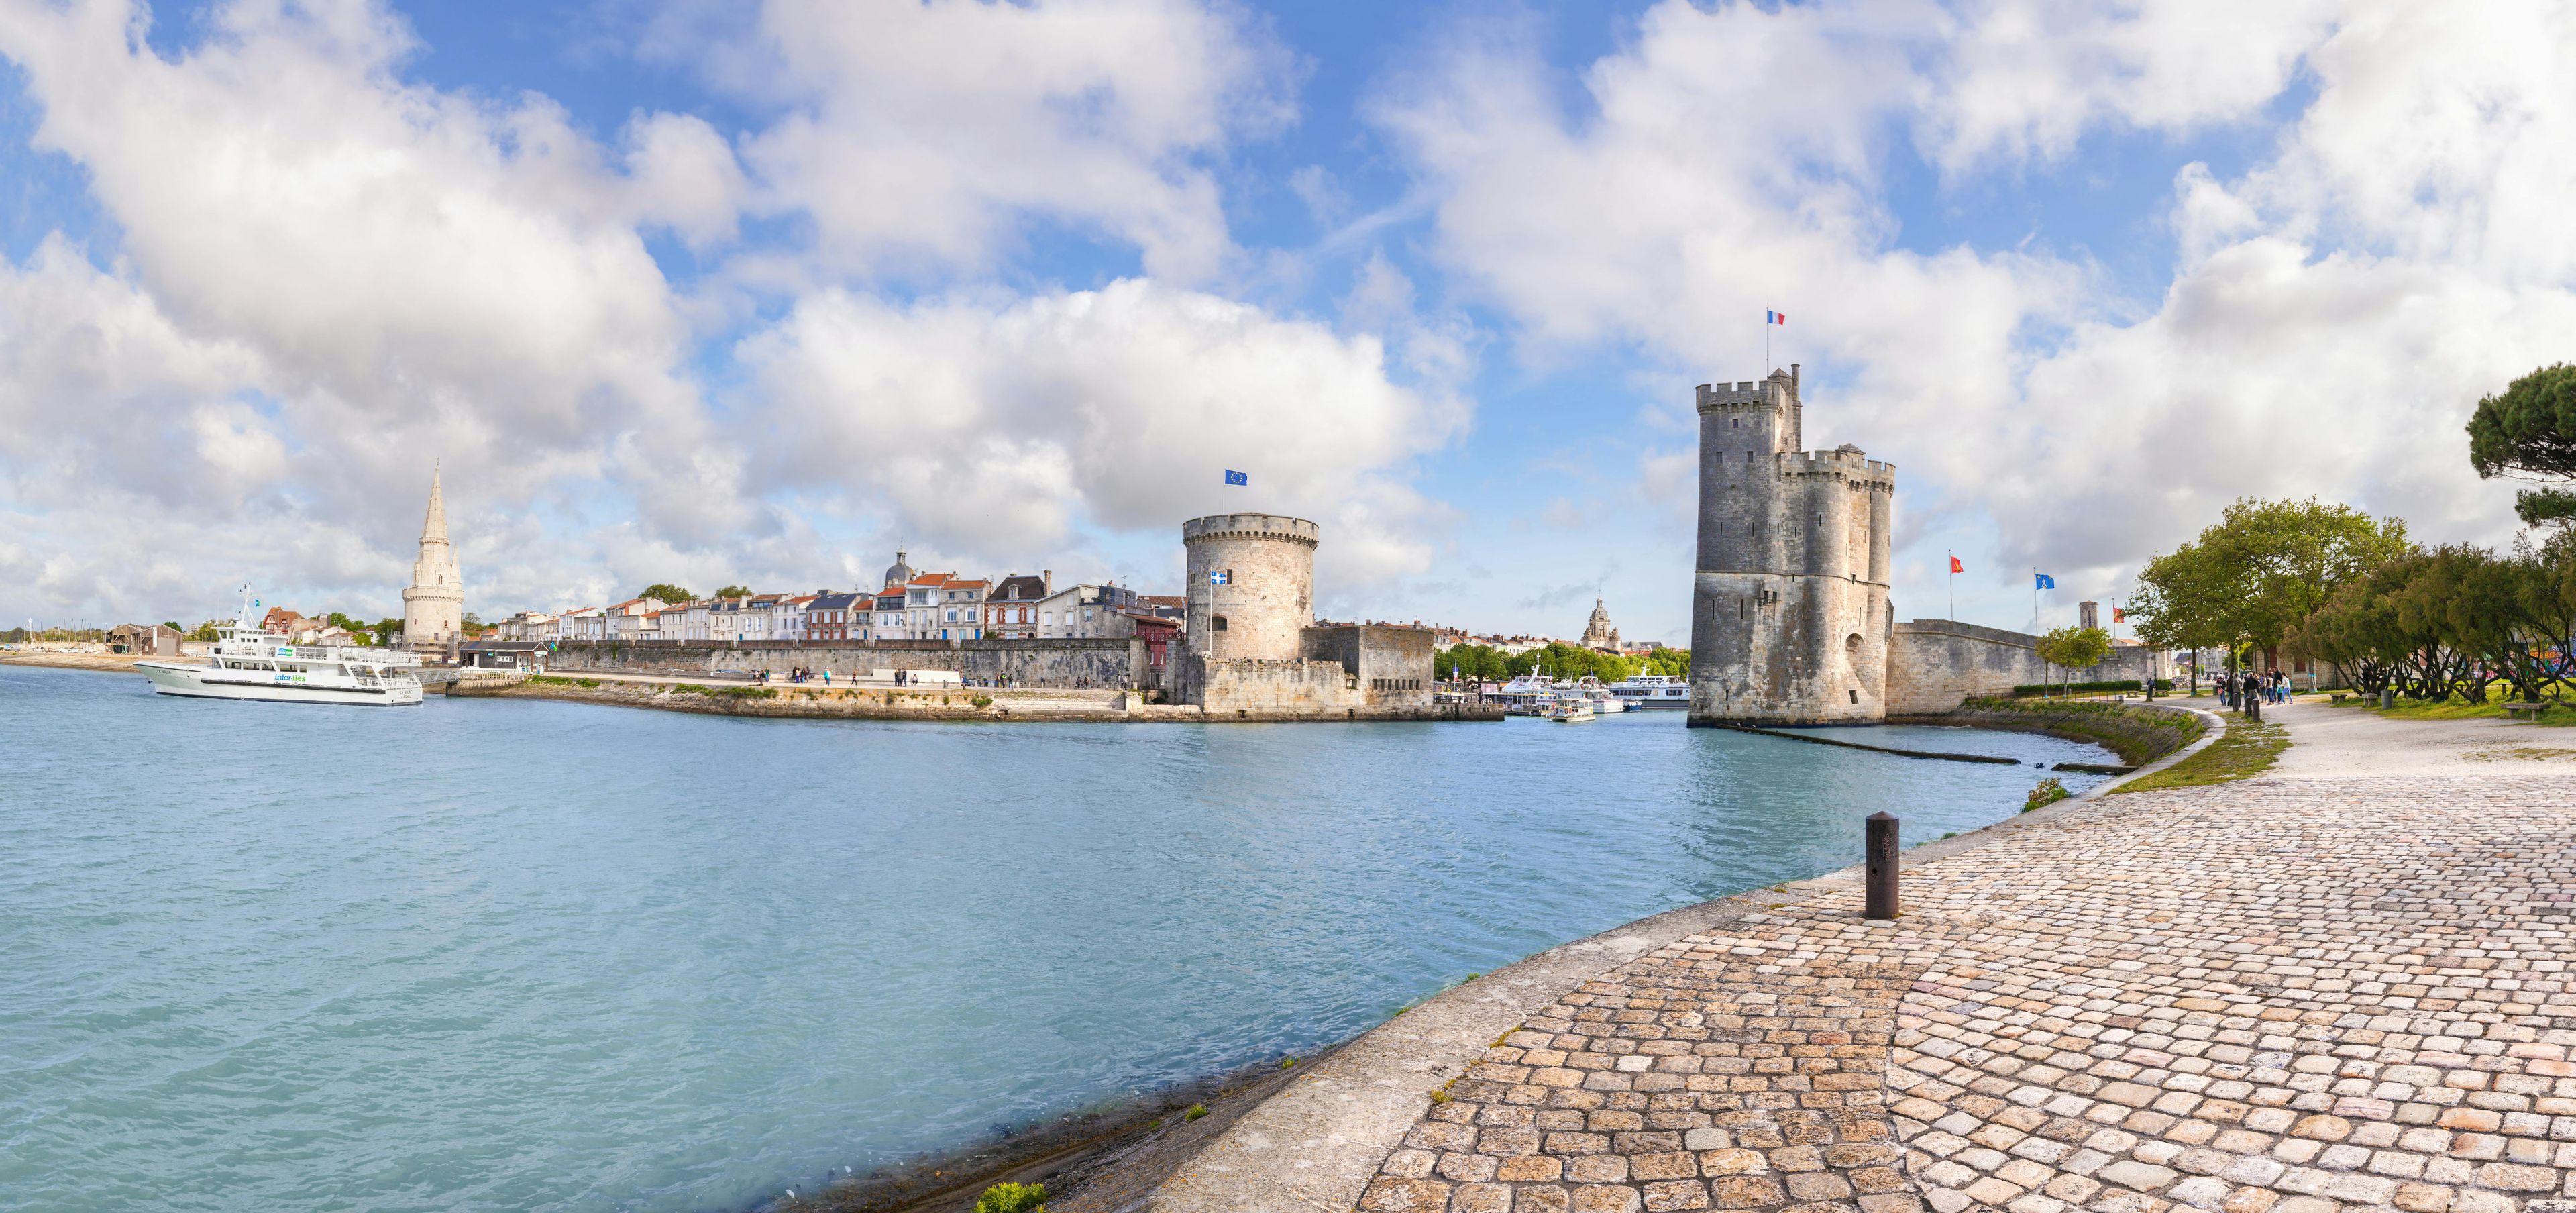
(637, 584, 694, 604)
(2035, 625, 2110, 672)
(2467, 362, 2576, 526)
(714, 585, 751, 598)
(1434, 642, 1691, 684)
(2293, 531, 2576, 702)
(2125, 497, 2410, 659)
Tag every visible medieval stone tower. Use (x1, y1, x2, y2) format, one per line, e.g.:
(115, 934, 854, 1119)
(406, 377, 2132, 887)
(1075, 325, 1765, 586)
(1179, 513, 1317, 702)
(1688, 366, 1896, 725)
(401, 465, 463, 656)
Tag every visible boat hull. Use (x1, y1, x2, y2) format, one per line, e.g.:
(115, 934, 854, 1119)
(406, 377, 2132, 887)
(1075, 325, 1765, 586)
(136, 661, 423, 706)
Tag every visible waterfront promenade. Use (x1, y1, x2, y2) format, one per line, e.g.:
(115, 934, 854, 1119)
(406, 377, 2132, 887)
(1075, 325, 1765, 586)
(1157, 700, 2575, 1213)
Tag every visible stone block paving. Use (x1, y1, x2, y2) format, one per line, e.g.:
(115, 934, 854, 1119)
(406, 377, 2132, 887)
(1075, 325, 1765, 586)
(1356, 776, 2576, 1213)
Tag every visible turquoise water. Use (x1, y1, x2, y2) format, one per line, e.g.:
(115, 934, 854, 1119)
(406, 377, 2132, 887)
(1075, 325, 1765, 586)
(0, 665, 2112, 1212)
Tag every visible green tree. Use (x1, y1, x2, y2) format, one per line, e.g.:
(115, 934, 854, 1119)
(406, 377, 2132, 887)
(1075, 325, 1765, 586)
(159, 620, 181, 632)
(637, 583, 694, 604)
(2467, 362, 2576, 526)
(189, 620, 223, 642)
(372, 617, 403, 641)
(2127, 497, 2410, 670)
(714, 585, 751, 598)
(2034, 626, 2111, 694)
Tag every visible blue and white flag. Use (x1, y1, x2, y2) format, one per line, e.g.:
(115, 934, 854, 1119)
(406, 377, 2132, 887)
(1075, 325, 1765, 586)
(2034, 573, 2056, 590)
(1210, 570, 1230, 585)
(1223, 469, 1248, 486)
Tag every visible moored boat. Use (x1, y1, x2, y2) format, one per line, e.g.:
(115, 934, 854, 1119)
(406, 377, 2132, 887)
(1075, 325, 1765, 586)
(137, 587, 426, 706)
(1608, 673, 1690, 710)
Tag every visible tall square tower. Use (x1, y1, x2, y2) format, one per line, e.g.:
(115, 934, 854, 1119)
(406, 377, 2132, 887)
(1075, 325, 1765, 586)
(1688, 366, 1897, 725)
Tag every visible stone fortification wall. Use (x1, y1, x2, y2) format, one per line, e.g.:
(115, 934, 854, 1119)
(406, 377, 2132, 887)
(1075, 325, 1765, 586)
(1886, 619, 2163, 714)
(540, 638, 1144, 688)
(1194, 624, 1436, 715)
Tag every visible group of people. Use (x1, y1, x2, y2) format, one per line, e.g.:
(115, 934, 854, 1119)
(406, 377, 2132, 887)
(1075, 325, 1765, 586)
(2219, 668, 2291, 707)
(754, 666, 831, 686)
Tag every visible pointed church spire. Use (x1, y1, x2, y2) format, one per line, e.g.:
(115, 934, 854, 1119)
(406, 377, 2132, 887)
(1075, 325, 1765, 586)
(421, 462, 448, 544)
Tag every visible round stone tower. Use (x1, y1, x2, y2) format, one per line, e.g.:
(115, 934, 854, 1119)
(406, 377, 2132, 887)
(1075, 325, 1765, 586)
(1182, 513, 1318, 665)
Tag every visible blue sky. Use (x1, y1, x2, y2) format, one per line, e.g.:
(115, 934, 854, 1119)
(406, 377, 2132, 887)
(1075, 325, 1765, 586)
(0, 0, 2567, 641)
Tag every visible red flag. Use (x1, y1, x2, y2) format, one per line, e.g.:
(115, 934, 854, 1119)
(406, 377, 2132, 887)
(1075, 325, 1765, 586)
(2113, 607, 2128, 623)
(1949, 556, 1964, 574)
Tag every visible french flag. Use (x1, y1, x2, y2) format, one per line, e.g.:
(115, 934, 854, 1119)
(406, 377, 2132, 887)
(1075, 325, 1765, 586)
(1767, 310, 1786, 325)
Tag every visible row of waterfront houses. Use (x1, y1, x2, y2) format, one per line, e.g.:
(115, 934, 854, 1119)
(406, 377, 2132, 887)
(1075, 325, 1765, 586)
(488, 553, 1184, 647)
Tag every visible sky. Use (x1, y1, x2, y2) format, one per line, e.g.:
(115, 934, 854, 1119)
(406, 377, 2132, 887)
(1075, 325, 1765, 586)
(1, 0, 2570, 644)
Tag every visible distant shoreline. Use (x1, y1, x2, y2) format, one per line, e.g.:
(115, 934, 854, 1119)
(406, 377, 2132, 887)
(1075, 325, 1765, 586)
(0, 651, 155, 674)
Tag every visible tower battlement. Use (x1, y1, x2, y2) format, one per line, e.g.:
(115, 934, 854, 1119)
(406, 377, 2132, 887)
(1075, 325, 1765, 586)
(1778, 450, 1897, 484)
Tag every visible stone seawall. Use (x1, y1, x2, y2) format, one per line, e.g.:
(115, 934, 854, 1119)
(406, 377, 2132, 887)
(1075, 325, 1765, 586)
(537, 637, 1146, 689)
(441, 675, 1499, 724)
(1893, 697, 2206, 766)
(1888, 619, 2161, 715)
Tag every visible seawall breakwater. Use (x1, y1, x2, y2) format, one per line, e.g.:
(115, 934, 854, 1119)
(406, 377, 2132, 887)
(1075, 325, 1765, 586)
(1896, 696, 2206, 766)
(441, 674, 1500, 723)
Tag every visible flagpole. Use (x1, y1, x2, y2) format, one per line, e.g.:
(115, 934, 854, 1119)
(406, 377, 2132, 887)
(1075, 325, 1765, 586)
(1948, 551, 1955, 620)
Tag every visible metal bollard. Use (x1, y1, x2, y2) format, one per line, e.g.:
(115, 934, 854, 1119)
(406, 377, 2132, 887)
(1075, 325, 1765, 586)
(1865, 812, 1900, 920)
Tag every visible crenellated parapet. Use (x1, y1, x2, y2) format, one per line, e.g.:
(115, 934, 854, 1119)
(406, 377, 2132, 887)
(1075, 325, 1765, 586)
(1776, 449, 1897, 488)
(1181, 514, 1320, 548)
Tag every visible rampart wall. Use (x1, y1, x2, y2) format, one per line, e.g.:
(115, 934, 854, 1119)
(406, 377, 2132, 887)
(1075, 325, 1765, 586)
(539, 638, 1146, 689)
(1886, 619, 2163, 714)
(1191, 623, 1436, 715)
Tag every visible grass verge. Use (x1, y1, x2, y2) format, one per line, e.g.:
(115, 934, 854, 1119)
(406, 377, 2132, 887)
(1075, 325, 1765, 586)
(2320, 685, 2576, 727)
(2110, 719, 2288, 793)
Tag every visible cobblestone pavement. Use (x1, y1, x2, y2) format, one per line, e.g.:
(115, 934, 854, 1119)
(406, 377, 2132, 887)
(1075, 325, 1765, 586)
(1356, 773, 2576, 1213)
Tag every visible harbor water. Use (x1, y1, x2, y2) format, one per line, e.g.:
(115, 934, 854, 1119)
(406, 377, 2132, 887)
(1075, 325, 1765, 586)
(0, 665, 2117, 1212)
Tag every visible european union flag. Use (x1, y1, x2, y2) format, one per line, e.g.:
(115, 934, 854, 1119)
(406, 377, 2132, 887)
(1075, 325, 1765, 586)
(1224, 469, 1248, 486)
(2035, 573, 2057, 590)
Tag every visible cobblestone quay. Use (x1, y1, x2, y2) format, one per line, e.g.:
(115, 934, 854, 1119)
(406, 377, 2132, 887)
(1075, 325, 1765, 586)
(1344, 704, 2575, 1213)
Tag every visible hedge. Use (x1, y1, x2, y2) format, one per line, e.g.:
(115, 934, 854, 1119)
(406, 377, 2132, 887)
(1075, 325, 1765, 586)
(2011, 678, 2174, 696)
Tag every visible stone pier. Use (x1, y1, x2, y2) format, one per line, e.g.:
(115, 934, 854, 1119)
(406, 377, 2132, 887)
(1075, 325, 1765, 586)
(1151, 700, 2576, 1213)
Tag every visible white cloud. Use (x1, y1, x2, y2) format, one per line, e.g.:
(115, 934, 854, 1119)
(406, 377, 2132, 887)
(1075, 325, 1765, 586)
(718, 0, 1293, 281)
(1375, 0, 2576, 633)
(0, 0, 769, 617)
(737, 277, 1459, 586)
(1916, 0, 2339, 173)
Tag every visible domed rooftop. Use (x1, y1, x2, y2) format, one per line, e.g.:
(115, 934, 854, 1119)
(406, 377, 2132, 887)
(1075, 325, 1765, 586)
(881, 549, 915, 588)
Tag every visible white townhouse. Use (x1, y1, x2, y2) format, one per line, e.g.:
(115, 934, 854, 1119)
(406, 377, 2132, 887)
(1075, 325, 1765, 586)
(776, 594, 816, 642)
(1036, 583, 1146, 639)
(659, 600, 710, 641)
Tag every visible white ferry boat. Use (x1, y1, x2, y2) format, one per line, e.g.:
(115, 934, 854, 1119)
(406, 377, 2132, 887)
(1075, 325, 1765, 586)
(1489, 674, 1569, 716)
(1572, 676, 1628, 713)
(1609, 673, 1691, 710)
(136, 590, 426, 706)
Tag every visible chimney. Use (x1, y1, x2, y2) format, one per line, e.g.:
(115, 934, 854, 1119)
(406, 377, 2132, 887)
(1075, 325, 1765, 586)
(1042, 570, 1053, 593)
